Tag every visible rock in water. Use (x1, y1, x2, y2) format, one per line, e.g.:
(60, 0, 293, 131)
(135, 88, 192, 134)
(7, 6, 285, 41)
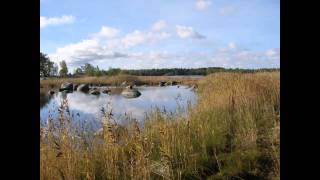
(121, 88, 141, 98)
(77, 84, 89, 93)
(89, 89, 100, 95)
(159, 81, 166, 86)
(102, 89, 111, 94)
(73, 84, 79, 91)
(59, 82, 73, 91)
(171, 81, 178, 86)
(48, 90, 55, 95)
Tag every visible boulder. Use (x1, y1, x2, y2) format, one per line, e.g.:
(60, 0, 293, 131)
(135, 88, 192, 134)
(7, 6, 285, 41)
(165, 81, 178, 86)
(159, 81, 166, 87)
(165, 81, 171, 86)
(59, 82, 73, 91)
(73, 84, 79, 91)
(171, 81, 178, 86)
(77, 84, 89, 93)
(89, 89, 100, 95)
(48, 90, 55, 95)
(102, 89, 111, 94)
(126, 85, 133, 89)
(121, 88, 141, 98)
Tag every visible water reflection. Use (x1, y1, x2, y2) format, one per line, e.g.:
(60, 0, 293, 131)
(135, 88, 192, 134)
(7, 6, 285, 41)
(40, 91, 53, 109)
(40, 86, 197, 126)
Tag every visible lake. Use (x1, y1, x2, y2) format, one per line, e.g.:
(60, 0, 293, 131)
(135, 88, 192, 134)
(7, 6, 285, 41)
(40, 85, 197, 129)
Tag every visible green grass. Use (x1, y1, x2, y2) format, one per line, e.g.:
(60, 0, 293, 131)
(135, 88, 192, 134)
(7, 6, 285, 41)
(40, 72, 280, 180)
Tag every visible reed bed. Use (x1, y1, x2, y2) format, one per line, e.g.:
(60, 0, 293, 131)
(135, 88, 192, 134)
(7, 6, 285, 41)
(40, 75, 199, 90)
(40, 72, 280, 180)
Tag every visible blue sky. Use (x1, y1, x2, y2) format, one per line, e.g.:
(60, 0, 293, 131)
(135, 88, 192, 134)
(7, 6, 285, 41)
(41, 0, 280, 71)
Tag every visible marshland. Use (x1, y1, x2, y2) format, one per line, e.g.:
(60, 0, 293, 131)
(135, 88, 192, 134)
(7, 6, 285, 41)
(40, 71, 280, 179)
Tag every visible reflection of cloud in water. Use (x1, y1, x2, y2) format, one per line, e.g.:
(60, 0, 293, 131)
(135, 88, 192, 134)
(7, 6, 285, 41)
(40, 86, 197, 124)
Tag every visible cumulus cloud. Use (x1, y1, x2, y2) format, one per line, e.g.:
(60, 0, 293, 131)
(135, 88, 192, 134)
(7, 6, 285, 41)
(195, 0, 212, 11)
(40, 15, 75, 28)
(121, 31, 147, 48)
(49, 21, 172, 67)
(49, 39, 128, 66)
(92, 26, 120, 39)
(228, 42, 237, 50)
(210, 44, 280, 68)
(176, 25, 205, 39)
(151, 20, 167, 31)
(48, 20, 278, 70)
(219, 6, 236, 16)
(121, 30, 171, 48)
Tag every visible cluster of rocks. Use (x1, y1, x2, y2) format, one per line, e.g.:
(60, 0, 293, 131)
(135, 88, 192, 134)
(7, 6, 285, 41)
(56, 82, 110, 96)
(159, 81, 178, 87)
(52, 82, 141, 98)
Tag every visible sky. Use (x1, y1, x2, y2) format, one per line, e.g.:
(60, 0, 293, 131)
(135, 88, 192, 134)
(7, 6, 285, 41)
(40, 0, 280, 71)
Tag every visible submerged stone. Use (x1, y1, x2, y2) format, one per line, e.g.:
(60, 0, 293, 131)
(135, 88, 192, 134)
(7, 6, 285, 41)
(89, 89, 100, 95)
(73, 84, 79, 91)
(48, 90, 55, 95)
(121, 88, 141, 98)
(60, 82, 73, 91)
(102, 89, 111, 94)
(159, 81, 166, 86)
(77, 84, 89, 93)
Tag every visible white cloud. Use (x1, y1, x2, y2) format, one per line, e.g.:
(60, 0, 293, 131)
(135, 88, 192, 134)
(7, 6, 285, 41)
(195, 0, 212, 11)
(49, 23, 171, 67)
(210, 46, 280, 68)
(219, 6, 236, 16)
(151, 20, 167, 31)
(92, 26, 120, 39)
(48, 21, 279, 70)
(228, 42, 237, 50)
(49, 39, 128, 66)
(121, 30, 147, 48)
(265, 48, 279, 57)
(40, 15, 75, 29)
(176, 25, 205, 39)
(121, 30, 170, 48)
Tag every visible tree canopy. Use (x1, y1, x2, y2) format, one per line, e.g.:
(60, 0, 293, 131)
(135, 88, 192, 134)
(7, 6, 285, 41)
(40, 52, 58, 77)
(59, 60, 69, 77)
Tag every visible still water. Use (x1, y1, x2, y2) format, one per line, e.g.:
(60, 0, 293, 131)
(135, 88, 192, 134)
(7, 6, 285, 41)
(40, 86, 197, 127)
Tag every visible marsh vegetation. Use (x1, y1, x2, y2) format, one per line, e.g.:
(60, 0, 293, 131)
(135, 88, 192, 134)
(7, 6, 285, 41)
(40, 72, 279, 179)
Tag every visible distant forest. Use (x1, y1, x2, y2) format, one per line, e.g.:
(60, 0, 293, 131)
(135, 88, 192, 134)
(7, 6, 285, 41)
(119, 67, 280, 76)
(40, 52, 279, 77)
(72, 62, 279, 76)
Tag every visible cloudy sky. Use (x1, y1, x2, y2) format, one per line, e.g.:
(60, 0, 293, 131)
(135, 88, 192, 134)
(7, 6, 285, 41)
(40, 0, 280, 71)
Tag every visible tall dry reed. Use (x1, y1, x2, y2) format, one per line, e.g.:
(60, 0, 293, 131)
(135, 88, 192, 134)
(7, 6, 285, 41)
(40, 72, 280, 179)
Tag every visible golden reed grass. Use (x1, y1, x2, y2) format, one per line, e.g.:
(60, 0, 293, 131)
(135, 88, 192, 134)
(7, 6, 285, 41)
(40, 72, 280, 179)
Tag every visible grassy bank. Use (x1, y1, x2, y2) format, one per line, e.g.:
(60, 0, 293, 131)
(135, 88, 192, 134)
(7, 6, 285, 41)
(40, 72, 280, 179)
(40, 75, 200, 90)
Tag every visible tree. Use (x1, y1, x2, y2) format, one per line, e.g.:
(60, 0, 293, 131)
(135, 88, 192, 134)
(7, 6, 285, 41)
(73, 67, 83, 75)
(50, 63, 58, 76)
(59, 60, 68, 77)
(40, 52, 56, 77)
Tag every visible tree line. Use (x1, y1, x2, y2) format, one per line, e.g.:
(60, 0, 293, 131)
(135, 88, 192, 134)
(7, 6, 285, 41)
(40, 52, 279, 77)
(40, 52, 69, 77)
